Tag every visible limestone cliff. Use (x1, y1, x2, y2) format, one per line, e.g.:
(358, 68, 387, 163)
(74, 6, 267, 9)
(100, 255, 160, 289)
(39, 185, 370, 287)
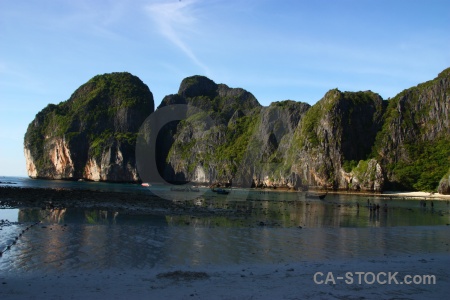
(156, 76, 263, 185)
(286, 89, 386, 191)
(24, 72, 154, 181)
(373, 68, 450, 192)
(25, 68, 450, 193)
(156, 69, 449, 193)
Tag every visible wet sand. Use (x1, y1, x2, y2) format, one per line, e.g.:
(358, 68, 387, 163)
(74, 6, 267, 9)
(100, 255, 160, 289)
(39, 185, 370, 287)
(1, 254, 449, 299)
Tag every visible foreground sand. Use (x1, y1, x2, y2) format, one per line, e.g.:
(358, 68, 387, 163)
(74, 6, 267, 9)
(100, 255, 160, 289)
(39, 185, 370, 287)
(1, 254, 449, 299)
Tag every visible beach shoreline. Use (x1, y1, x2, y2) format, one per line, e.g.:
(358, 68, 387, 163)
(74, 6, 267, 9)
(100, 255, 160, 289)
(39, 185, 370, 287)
(252, 186, 450, 200)
(1, 186, 450, 212)
(330, 190, 450, 201)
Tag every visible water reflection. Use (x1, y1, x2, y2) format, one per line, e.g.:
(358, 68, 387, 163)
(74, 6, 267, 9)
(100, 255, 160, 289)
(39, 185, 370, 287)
(0, 209, 19, 222)
(8, 192, 450, 229)
(17, 208, 168, 226)
(168, 195, 450, 228)
(4, 223, 449, 272)
(1, 192, 449, 272)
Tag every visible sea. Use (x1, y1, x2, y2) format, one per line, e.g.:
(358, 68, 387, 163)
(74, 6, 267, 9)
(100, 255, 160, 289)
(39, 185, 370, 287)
(1, 176, 449, 272)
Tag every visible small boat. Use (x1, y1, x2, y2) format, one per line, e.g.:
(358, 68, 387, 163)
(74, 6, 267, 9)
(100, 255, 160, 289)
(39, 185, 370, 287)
(305, 192, 327, 200)
(141, 183, 151, 187)
(212, 188, 230, 195)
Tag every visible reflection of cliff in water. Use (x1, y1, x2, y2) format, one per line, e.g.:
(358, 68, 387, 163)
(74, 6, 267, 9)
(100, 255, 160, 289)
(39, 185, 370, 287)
(11, 213, 170, 271)
(18, 208, 168, 226)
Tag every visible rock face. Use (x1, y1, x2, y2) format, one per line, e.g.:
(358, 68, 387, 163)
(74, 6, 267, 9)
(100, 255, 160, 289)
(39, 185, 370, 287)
(373, 68, 450, 192)
(156, 76, 263, 186)
(246, 100, 311, 188)
(286, 89, 387, 191)
(438, 172, 450, 194)
(25, 68, 450, 192)
(156, 77, 388, 191)
(24, 72, 154, 181)
(156, 69, 449, 192)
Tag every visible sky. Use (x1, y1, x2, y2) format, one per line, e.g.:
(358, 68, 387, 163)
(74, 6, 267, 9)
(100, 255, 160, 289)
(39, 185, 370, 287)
(0, 0, 449, 177)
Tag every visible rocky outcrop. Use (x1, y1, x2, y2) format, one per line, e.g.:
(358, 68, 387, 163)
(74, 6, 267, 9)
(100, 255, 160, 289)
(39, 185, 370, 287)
(438, 171, 450, 194)
(242, 100, 310, 188)
(347, 159, 384, 192)
(158, 69, 448, 192)
(25, 68, 450, 192)
(153, 75, 315, 188)
(24, 148, 37, 178)
(157, 75, 263, 185)
(372, 68, 450, 191)
(24, 72, 154, 181)
(286, 89, 386, 191)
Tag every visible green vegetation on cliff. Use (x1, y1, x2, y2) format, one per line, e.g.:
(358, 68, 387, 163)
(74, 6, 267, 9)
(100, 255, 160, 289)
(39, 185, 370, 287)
(24, 72, 154, 180)
(388, 139, 450, 191)
(162, 76, 262, 183)
(216, 113, 260, 174)
(372, 67, 450, 191)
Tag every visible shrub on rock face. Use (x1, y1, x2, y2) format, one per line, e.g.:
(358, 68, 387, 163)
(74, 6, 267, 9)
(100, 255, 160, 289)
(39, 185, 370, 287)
(373, 68, 450, 192)
(438, 171, 450, 195)
(349, 159, 384, 192)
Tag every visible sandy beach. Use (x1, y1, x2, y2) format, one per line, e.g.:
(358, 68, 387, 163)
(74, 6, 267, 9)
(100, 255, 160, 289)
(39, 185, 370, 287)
(1, 254, 449, 299)
(382, 191, 450, 200)
(321, 190, 450, 201)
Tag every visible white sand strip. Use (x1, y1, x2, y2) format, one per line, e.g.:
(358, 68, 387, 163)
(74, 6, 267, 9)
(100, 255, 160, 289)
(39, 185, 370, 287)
(383, 191, 450, 200)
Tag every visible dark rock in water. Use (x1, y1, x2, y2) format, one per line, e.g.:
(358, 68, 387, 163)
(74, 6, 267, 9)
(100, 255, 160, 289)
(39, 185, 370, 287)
(156, 271, 209, 281)
(24, 72, 154, 182)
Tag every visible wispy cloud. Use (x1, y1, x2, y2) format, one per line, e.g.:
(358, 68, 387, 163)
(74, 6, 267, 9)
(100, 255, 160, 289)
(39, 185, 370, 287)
(145, 0, 209, 74)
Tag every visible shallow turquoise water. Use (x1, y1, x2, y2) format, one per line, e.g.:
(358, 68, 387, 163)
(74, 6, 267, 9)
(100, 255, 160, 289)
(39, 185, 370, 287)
(1, 177, 449, 272)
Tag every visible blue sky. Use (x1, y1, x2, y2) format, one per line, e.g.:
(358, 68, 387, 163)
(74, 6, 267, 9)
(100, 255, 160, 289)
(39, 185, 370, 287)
(1, 0, 449, 176)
